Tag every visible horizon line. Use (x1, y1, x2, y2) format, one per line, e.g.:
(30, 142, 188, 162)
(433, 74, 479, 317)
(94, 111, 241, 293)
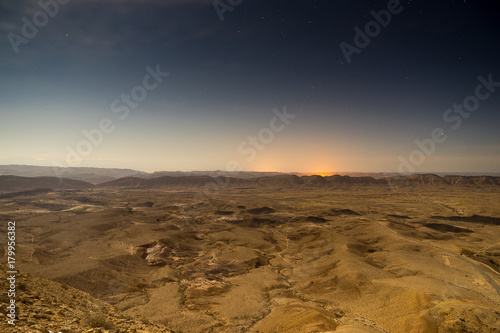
(0, 163, 499, 177)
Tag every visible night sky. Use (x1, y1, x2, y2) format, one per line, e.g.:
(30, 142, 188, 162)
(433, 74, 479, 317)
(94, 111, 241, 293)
(1, 0, 499, 173)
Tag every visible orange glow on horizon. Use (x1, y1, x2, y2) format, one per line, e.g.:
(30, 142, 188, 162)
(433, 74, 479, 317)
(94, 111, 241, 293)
(251, 156, 338, 175)
(306, 162, 337, 176)
(305, 171, 337, 177)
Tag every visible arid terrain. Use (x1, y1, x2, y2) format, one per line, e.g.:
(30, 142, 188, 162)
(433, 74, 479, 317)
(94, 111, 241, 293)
(1, 174, 500, 332)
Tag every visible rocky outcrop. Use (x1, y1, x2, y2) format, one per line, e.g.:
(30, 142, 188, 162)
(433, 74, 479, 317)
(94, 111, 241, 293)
(0, 265, 172, 333)
(135, 241, 173, 266)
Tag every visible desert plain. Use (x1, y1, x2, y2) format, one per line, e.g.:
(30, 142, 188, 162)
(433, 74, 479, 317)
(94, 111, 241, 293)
(1, 174, 500, 332)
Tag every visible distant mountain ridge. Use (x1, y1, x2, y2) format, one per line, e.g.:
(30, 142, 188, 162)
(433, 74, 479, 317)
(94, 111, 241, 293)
(0, 165, 145, 184)
(1, 165, 499, 184)
(0, 175, 92, 191)
(0, 165, 287, 184)
(96, 174, 500, 189)
(1, 173, 499, 192)
(0, 165, 499, 191)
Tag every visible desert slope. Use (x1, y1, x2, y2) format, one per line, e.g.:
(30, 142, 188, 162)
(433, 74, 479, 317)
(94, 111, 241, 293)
(0, 264, 172, 333)
(2, 185, 499, 332)
(0, 175, 93, 191)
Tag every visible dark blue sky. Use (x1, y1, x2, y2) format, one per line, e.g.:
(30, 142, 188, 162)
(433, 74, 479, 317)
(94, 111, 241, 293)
(1, 0, 499, 173)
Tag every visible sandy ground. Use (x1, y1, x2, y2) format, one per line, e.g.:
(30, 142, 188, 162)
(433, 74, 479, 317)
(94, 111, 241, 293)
(1, 185, 500, 332)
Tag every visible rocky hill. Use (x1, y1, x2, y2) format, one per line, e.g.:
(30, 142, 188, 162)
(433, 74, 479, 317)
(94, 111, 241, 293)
(0, 176, 93, 191)
(97, 174, 500, 189)
(1, 174, 499, 192)
(0, 265, 172, 333)
(388, 174, 500, 187)
(0, 165, 145, 184)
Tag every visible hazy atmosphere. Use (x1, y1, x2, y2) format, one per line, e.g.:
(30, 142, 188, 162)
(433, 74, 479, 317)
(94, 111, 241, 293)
(1, 0, 500, 173)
